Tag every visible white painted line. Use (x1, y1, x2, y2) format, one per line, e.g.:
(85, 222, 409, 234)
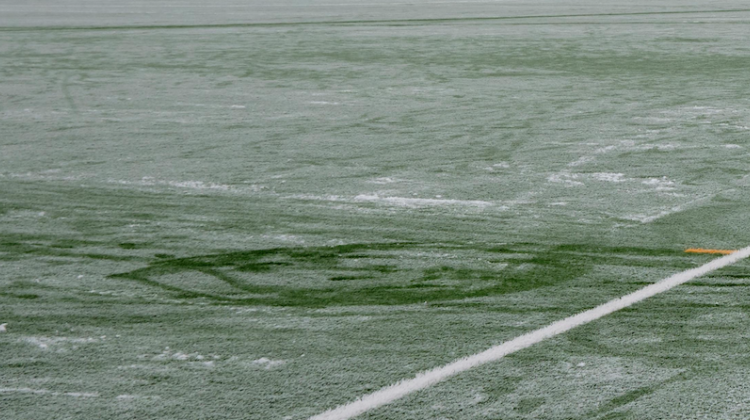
(309, 245, 750, 420)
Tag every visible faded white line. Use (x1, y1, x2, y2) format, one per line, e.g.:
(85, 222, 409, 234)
(309, 245, 750, 420)
(0, 388, 98, 398)
(627, 193, 717, 224)
(353, 194, 493, 208)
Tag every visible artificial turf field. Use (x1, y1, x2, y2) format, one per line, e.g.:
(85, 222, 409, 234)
(2, 1, 750, 418)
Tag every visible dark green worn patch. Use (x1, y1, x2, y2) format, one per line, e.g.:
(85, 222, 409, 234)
(0, 233, 145, 262)
(563, 326, 618, 355)
(329, 275, 374, 281)
(584, 370, 695, 418)
(110, 242, 583, 306)
(51, 239, 103, 249)
(118, 241, 154, 250)
(689, 281, 750, 287)
(0, 360, 50, 369)
(515, 397, 545, 414)
(483, 375, 524, 399)
(108, 242, 684, 307)
(0, 292, 40, 300)
(237, 262, 293, 272)
(13, 293, 39, 300)
(599, 412, 631, 420)
(5, 280, 57, 291)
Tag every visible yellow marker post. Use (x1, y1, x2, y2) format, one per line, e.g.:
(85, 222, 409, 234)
(685, 248, 737, 255)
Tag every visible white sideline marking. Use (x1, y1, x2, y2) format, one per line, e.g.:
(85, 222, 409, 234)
(309, 245, 750, 420)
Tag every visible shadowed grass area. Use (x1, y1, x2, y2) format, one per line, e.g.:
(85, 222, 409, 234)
(107, 242, 688, 307)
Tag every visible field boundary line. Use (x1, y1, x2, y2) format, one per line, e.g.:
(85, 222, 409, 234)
(309, 245, 750, 420)
(3, 8, 750, 32)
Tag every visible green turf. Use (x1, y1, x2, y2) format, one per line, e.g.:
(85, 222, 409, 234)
(2, 1, 750, 419)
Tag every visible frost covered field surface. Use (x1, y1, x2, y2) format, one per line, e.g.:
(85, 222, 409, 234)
(2, 1, 750, 419)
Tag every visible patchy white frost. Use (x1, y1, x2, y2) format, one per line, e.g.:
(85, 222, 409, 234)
(468, 392, 487, 405)
(353, 194, 492, 208)
(0, 388, 98, 398)
(106, 177, 252, 193)
(367, 177, 400, 184)
(167, 180, 230, 191)
(66, 392, 99, 398)
(116, 394, 161, 401)
(591, 173, 627, 183)
(633, 143, 678, 151)
(152, 349, 214, 362)
(547, 173, 583, 186)
(260, 234, 306, 244)
(22, 336, 98, 350)
(568, 156, 595, 167)
(641, 177, 676, 191)
(252, 357, 286, 369)
(624, 210, 679, 224)
(291, 193, 495, 209)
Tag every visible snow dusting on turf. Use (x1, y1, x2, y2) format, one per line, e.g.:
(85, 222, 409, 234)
(547, 173, 583, 186)
(591, 173, 627, 183)
(0, 388, 98, 398)
(353, 194, 493, 208)
(22, 336, 98, 350)
(116, 394, 161, 401)
(290, 193, 497, 209)
(148, 348, 221, 363)
(252, 357, 286, 369)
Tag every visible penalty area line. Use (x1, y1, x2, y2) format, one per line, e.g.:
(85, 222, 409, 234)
(309, 245, 750, 420)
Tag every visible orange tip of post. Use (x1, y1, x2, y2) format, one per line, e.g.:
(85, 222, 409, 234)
(685, 248, 737, 255)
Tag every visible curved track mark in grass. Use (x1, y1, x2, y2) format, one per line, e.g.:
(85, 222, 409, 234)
(108, 242, 595, 307)
(0, 234, 146, 262)
(585, 370, 695, 418)
(107, 242, 694, 307)
(308, 246, 750, 420)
